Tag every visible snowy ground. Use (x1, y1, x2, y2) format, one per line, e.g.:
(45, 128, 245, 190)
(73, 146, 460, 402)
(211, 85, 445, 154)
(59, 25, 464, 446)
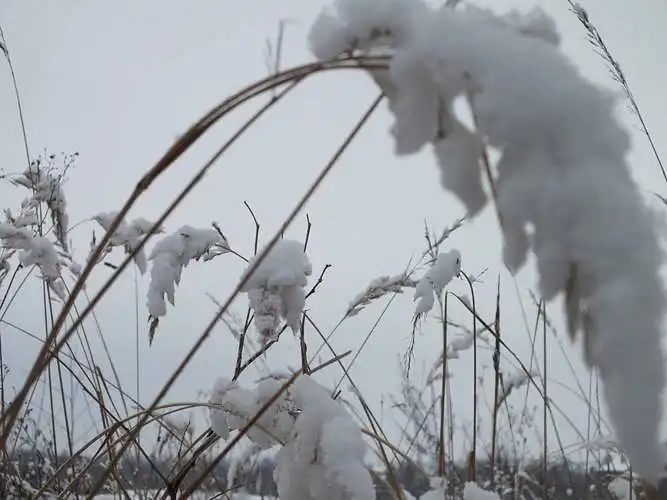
(93, 492, 265, 499)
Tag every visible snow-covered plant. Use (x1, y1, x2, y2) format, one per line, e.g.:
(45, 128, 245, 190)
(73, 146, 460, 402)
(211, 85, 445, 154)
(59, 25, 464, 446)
(0, 156, 81, 299)
(209, 375, 296, 448)
(240, 239, 312, 343)
(495, 369, 540, 408)
(209, 374, 375, 500)
(12, 159, 69, 252)
(0, 222, 70, 300)
(413, 249, 461, 317)
(309, 0, 666, 482)
(225, 441, 273, 494)
(346, 273, 417, 318)
(0, 462, 40, 499)
(607, 475, 634, 500)
(147, 224, 230, 341)
(410, 478, 501, 500)
(91, 211, 163, 274)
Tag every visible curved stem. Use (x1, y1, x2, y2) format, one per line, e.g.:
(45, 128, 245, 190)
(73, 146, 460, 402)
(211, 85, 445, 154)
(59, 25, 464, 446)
(0, 55, 391, 447)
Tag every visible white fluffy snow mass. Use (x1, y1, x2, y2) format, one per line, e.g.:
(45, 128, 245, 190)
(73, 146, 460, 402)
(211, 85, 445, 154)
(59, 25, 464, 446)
(147, 225, 229, 318)
(607, 476, 633, 500)
(419, 477, 448, 500)
(240, 239, 312, 342)
(309, 0, 666, 482)
(13, 163, 70, 251)
(209, 374, 374, 500)
(462, 482, 502, 500)
(92, 212, 164, 275)
(0, 223, 68, 300)
(413, 249, 461, 315)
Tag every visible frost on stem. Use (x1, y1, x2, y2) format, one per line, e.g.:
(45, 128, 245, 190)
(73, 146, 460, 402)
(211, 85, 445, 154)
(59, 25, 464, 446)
(240, 239, 312, 344)
(209, 374, 375, 500)
(309, 0, 667, 482)
(608, 476, 634, 500)
(147, 225, 230, 342)
(0, 157, 81, 298)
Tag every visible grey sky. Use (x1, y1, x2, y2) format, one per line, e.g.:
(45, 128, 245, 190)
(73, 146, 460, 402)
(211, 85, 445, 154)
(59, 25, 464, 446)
(1, 0, 666, 462)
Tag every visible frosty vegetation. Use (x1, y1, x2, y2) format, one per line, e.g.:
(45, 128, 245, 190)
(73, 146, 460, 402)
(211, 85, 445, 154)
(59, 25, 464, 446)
(0, 161, 78, 301)
(145, 225, 230, 340)
(308, 0, 666, 487)
(413, 249, 461, 317)
(240, 239, 312, 344)
(203, 0, 667, 496)
(1, 0, 665, 499)
(210, 375, 376, 500)
(91, 211, 163, 275)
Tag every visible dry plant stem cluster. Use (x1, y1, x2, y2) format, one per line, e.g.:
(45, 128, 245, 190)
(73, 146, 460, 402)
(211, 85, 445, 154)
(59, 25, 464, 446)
(1, 61, 388, 498)
(87, 93, 383, 494)
(0, 55, 388, 448)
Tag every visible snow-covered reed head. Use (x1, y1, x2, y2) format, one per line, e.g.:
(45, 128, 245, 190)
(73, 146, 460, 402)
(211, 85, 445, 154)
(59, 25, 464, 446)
(147, 225, 230, 341)
(12, 156, 71, 252)
(209, 374, 374, 500)
(0, 157, 81, 301)
(310, 0, 666, 482)
(240, 239, 312, 343)
(91, 212, 165, 274)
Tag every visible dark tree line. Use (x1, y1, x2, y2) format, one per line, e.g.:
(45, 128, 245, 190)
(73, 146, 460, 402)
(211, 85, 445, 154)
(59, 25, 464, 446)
(4, 446, 667, 498)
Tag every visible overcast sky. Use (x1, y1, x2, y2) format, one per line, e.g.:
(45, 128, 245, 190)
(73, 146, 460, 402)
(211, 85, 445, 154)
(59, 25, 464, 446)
(1, 0, 666, 464)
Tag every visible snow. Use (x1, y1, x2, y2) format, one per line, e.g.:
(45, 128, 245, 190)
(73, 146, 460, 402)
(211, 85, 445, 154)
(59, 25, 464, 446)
(415, 479, 501, 500)
(147, 225, 229, 318)
(0, 223, 69, 300)
(13, 162, 70, 251)
(346, 273, 416, 317)
(433, 123, 487, 217)
(209, 374, 374, 500)
(309, 0, 667, 482)
(209, 376, 294, 448)
(92, 212, 165, 274)
(240, 239, 312, 342)
(4, 2, 664, 498)
(608, 476, 633, 500)
(0, 222, 32, 249)
(420, 477, 448, 500)
(413, 249, 461, 315)
(275, 376, 374, 500)
(447, 333, 474, 358)
(241, 240, 311, 291)
(92, 491, 223, 499)
(463, 481, 501, 500)
(494, 368, 540, 407)
(19, 236, 60, 279)
(13, 212, 38, 227)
